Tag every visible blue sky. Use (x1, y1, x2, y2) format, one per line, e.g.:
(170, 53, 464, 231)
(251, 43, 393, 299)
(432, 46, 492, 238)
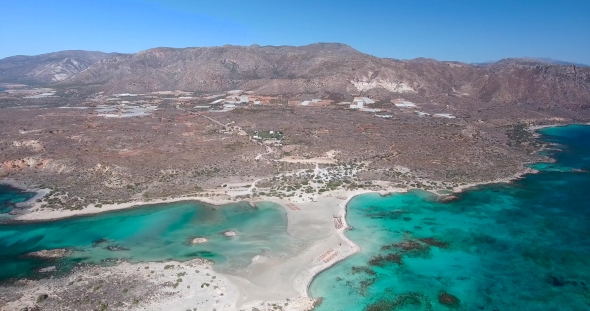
(1, 0, 589, 64)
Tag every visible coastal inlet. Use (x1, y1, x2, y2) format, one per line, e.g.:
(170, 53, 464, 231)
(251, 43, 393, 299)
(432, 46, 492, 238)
(0, 200, 302, 281)
(310, 125, 590, 311)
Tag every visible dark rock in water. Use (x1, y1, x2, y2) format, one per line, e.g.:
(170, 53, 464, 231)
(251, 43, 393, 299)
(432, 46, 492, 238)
(548, 274, 565, 286)
(365, 292, 427, 311)
(92, 238, 108, 247)
(438, 291, 460, 307)
(439, 195, 459, 203)
(419, 238, 449, 248)
(106, 245, 130, 251)
(382, 240, 428, 253)
(351, 266, 376, 275)
(368, 253, 403, 266)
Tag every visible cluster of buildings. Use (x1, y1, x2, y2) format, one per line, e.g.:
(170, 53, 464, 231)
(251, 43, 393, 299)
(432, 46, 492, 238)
(392, 99, 457, 119)
(88, 90, 458, 119)
(288, 99, 333, 107)
(250, 130, 284, 146)
(347, 97, 376, 109)
(195, 90, 279, 112)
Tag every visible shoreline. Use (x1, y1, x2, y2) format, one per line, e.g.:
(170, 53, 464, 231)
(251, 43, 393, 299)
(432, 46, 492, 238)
(299, 189, 399, 297)
(1, 122, 576, 223)
(11, 192, 238, 222)
(0, 174, 537, 310)
(0, 123, 574, 310)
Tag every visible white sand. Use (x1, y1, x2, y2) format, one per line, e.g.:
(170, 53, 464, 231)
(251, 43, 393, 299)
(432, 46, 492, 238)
(3, 170, 533, 310)
(5, 187, 390, 310)
(14, 194, 236, 221)
(2, 259, 240, 311)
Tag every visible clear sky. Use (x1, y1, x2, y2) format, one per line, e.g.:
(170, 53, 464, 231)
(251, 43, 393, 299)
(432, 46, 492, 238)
(1, 0, 589, 64)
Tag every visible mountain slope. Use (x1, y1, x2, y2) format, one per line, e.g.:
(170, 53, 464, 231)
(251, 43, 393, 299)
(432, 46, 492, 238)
(60, 44, 589, 109)
(0, 50, 118, 85)
(2, 44, 589, 110)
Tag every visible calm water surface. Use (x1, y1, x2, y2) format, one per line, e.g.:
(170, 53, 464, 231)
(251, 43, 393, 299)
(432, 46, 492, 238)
(0, 199, 301, 281)
(310, 125, 590, 310)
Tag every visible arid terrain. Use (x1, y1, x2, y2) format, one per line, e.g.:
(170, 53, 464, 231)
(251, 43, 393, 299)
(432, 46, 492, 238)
(1, 86, 575, 213)
(1, 44, 590, 212)
(1, 43, 590, 311)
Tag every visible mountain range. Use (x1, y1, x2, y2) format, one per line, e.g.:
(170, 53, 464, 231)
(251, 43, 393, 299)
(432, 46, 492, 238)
(1, 43, 589, 109)
(0, 50, 117, 85)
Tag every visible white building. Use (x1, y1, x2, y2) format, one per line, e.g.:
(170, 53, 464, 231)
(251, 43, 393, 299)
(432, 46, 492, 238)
(209, 99, 225, 105)
(433, 113, 456, 119)
(116, 93, 138, 97)
(395, 101, 417, 108)
(360, 108, 381, 113)
(360, 97, 375, 104)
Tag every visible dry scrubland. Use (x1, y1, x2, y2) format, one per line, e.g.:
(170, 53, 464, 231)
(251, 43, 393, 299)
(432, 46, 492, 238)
(0, 90, 580, 214)
(2, 43, 590, 311)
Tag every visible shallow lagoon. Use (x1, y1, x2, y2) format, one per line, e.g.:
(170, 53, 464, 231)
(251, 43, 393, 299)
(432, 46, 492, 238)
(310, 125, 590, 310)
(0, 185, 35, 215)
(0, 199, 301, 281)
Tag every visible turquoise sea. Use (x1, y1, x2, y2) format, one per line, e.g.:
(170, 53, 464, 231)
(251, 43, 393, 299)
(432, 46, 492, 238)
(0, 199, 301, 281)
(309, 124, 590, 310)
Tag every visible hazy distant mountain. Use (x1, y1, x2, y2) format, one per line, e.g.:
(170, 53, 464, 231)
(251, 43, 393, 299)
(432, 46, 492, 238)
(521, 57, 589, 67)
(0, 50, 118, 85)
(475, 57, 589, 67)
(1, 44, 589, 110)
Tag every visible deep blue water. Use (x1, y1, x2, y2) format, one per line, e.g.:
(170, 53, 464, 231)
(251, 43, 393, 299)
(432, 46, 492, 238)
(310, 125, 590, 310)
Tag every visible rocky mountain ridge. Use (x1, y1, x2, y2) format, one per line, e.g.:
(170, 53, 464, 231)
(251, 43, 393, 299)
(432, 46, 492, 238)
(0, 50, 118, 85)
(1, 44, 589, 110)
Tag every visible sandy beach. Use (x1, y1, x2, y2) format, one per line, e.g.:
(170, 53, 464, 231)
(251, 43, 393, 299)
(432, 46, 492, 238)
(1, 169, 533, 310)
(0, 182, 408, 310)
